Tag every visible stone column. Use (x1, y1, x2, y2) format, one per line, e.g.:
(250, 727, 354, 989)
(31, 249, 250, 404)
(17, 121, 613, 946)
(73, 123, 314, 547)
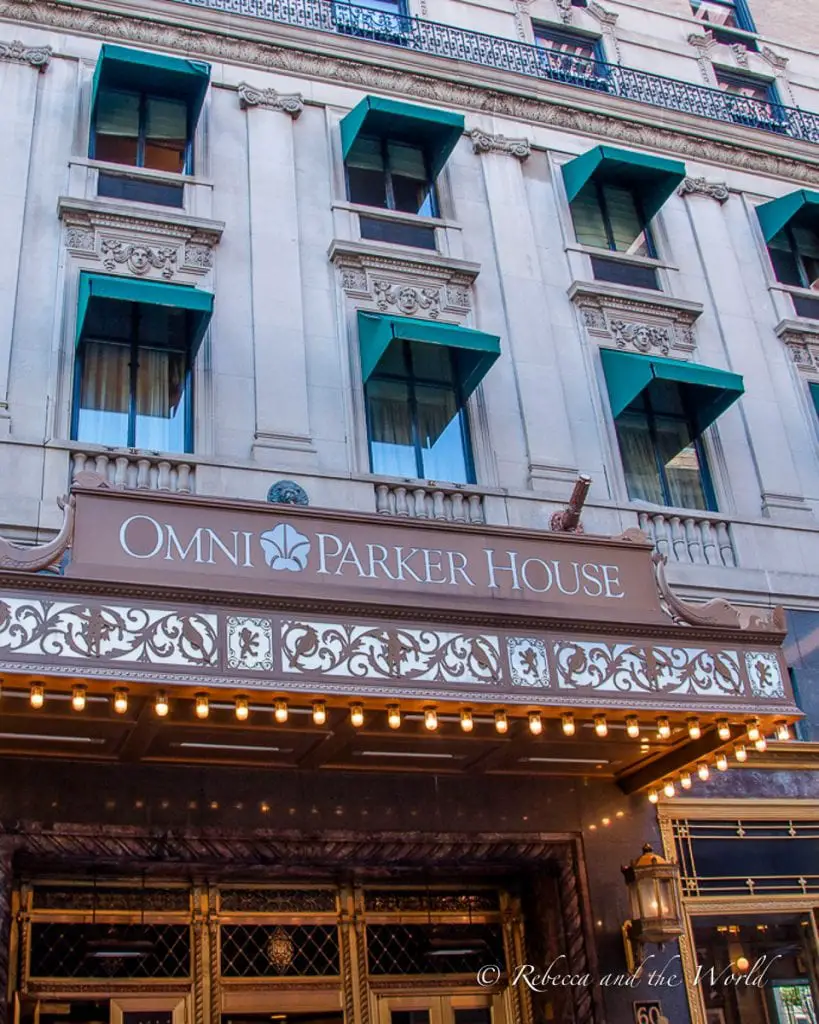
(0, 839, 16, 1024)
(240, 85, 317, 469)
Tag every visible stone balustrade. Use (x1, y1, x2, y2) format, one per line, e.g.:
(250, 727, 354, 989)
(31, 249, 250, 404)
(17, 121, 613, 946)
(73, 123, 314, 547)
(70, 449, 196, 493)
(374, 480, 486, 523)
(638, 510, 737, 568)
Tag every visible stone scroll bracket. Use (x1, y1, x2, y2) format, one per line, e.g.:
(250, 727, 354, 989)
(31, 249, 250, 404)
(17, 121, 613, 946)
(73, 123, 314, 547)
(0, 495, 74, 572)
(238, 82, 304, 117)
(678, 177, 730, 204)
(468, 128, 531, 160)
(0, 40, 51, 71)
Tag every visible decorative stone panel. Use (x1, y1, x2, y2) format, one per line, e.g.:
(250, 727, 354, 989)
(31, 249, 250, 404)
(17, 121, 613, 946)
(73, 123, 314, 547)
(468, 128, 530, 159)
(58, 198, 224, 283)
(329, 239, 480, 322)
(568, 281, 703, 356)
(238, 81, 304, 117)
(678, 177, 730, 203)
(0, 38, 51, 70)
(776, 319, 819, 377)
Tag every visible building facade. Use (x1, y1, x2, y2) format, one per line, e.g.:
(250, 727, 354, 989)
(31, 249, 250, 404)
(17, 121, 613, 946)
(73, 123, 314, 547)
(0, 1, 818, 1024)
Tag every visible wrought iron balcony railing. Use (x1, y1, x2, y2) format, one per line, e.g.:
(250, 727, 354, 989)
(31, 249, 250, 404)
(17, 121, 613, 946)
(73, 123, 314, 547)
(174, 0, 819, 143)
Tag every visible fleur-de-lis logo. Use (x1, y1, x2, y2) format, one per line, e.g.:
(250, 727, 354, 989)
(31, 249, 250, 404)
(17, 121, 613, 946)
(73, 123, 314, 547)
(259, 524, 311, 572)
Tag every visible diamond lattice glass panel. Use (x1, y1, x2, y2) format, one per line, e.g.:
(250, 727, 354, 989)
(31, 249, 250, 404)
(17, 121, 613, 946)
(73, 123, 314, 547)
(367, 924, 505, 975)
(29, 924, 191, 979)
(220, 925, 340, 977)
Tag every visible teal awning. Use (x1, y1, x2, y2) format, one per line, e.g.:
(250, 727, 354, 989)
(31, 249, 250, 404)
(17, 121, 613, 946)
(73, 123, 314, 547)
(77, 273, 214, 355)
(562, 145, 686, 222)
(756, 190, 819, 242)
(601, 349, 744, 437)
(810, 382, 819, 419)
(358, 311, 499, 400)
(91, 44, 211, 127)
(341, 96, 464, 180)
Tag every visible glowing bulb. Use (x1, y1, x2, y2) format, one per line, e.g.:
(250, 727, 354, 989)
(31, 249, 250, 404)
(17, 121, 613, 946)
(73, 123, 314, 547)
(424, 706, 438, 731)
(716, 752, 728, 771)
(755, 735, 767, 752)
(734, 742, 747, 762)
(312, 701, 327, 726)
(460, 708, 474, 733)
(235, 697, 249, 721)
(735, 956, 750, 973)
(717, 719, 731, 741)
(30, 683, 44, 709)
(71, 685, 87, 712)
(775, 720, 790, 741)
(745, 718, 761, 743)
(350, 703, 364, 728)
(593, 714, 607, 738)
(625, 715, 640, 739)
(663, 780, 675, 798)
(494, 709, 508, 734)
(194, 693, 209, 719)
(528, 711, 542, 736)
(680, 771, 692, 790)
(656, 716, 671, 740)
(274, 699, 288, 724)
(112, 688, 128, 715)
(687, 717, 701, 740)
(155, 691, 170, 717)
(387, 704, 401, 730)
(561, 712, 575, 737)
(697, 761, 710, 781)
(647, 788, 659, 804)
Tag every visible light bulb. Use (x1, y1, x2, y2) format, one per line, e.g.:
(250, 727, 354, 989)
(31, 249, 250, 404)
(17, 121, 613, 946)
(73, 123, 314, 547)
(687, 717, 701, 740)
(625, 716, 640, 739)
(528, 711, 542, 736)
(656, 716, 671, 740)
(112, 688, 128, 715)
(155, 691, 170, 717)
(745, 718, 761, 743)
(680, 771, 692, 790)
(717, 719, 731, 741)
(387, 704, 401, 730)
(194, 693, 209, 719)
(274, 699, 288, 724)
(460, 708, 474, 733)
(716, 752, 728, 771)
(593, 714, 607, 738)
(735, 956, 750, 973)
(697, 762, 710, 781)
(350, 703, 364, 728)
(30, 683, 44, 709)
(734, 742, 747, 762)
(494, 709, 508, 734)
(647, 788, 659, 805)
(561, 712, 575, 737)
(663, 780, 675, 798)
(755, 735, 767, 752)
(424, 706, 438, 731)
(312, 701, 327, 726)
(775, 720, 790, 741)
(235, 697, 249, 721)
(71, 685, 87, 712)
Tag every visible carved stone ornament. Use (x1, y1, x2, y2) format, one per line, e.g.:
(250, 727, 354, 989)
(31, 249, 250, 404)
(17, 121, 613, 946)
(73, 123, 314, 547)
(678, 176, 730, 204)
(2, 0, 817, 187)
(329, 239, 479, 321)
(687, 30, 718, 85)
(237, 81, 304, 117)
(267, 480, 309, 506)
(587, 2, 618, 28)
(58, 198, 223, 281)
(468, 128, 531, 160)
(0, 495, 74, 572)
(729, 42, 750, 70)
(569, 282, 702, 356)
(777, 320, 819, 377)
(554, 0, 573, 24)
(0, 38, 51, 70)
(761, 46, 789, 72)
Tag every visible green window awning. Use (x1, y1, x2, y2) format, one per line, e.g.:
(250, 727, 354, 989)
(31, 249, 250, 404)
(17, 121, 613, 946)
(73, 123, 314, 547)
(91, 44, 211, 127)
(77, 273, 214, 355)
(358, 311, 499, 400)
(601, 349, 744, 436)
(340, 96, 464, 180)
(756, 190, 819, 242)
(810, 382, 819, 420)
(562, 145, 686, 222)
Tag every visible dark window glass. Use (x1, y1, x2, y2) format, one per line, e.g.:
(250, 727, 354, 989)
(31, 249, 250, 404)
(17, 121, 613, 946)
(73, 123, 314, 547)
(614, 383, 715, 510)
(571, 180, 653, 256)
(366, 340, 473, 483)
(793, 294, 819, 320)
(590, 256, 659, 290)
(392, 1014, 430, 1024)
(359, 215, 437, 250)
(92, 87, 190, 173)
(334, 0, 411, 42)
(454, 1012, 491, 1024)
(715, 72, 784, 130)
(533, 26, 609, 89)
(768, 223, 819, 291)
(347, 135, 436, 217)
(73, 298, 192, 454)
(97, 171, 185, 208)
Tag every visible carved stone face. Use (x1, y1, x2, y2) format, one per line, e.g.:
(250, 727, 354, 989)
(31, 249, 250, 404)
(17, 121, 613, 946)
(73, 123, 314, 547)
(397, 287, 419, 314)
(129, 247, 152, 272)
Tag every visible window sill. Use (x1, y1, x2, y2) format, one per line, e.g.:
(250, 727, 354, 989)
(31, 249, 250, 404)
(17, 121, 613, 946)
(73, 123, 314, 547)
(70, 157, 214, 189)
(332, 200, 458, 231)
(564, 242, 677, 272)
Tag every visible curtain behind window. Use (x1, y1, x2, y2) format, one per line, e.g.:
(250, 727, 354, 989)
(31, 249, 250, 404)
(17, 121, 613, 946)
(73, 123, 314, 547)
(76, 340, 131, 447)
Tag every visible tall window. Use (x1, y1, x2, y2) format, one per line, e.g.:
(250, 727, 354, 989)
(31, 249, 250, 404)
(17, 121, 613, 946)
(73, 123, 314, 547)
(92, 88, 190, 173)
(715, 71, 783, 131)
(365, 340, 474, 483)
(346, 136, 436, 217)
(73, 299, 193, 453)
(334, 0, 410, 42)
(614, 380, 715, 510)
(768, 223, 819, 291)
(690, 0, 756, 33)
(534, 27, 607, 89)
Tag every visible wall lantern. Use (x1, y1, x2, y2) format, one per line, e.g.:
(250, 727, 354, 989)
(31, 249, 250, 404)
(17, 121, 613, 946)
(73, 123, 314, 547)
(621, 843, 684, 972)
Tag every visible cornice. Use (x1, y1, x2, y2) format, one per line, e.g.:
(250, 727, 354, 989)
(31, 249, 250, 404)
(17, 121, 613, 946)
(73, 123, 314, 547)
(57, 197, 225, 239)
(2, 0, 819, 185)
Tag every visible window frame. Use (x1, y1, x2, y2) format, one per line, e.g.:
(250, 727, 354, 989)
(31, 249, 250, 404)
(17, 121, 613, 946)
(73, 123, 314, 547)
(333, 0, 412, 42)
(532, 24, 609, 90)
(573, 178, 659, 259)
(364, 340, 476, 485)
(615, 386, 718, 512)
(690, 0, 757, 34)
(768, 223, 819, 290)
(715, 70, 785, 131)
(345, 134, 439, 218)
(89, 85, 195, 175)
(71, 302, 195, 455)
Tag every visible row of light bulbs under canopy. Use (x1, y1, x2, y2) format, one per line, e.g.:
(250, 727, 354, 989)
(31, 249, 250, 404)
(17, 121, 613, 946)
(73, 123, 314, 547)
(22, 683, 791, 748)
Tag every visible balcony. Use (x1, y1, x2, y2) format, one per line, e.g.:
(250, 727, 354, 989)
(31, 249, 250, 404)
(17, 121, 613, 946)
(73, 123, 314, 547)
(172, 0, 819, 144)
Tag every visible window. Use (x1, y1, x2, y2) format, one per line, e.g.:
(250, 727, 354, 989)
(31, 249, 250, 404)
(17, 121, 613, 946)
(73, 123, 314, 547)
(614, 380, 716, 510)
(365, 340, 474, 483)
(534, 27, 608, 90)
(92, 89, 191, 173)
(768, 223, 819, 291)
(334, 0, 411, 43)
(73, 297, 193, 453)
(690, 0, 756, 33)
(347, 136, 437, 217)
(716, 71, 784, 131)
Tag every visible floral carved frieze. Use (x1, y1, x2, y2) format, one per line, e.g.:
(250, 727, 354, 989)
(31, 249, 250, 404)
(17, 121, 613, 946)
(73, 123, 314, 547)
(0, 38, 51, 70)
(569, 281, 702, 356)
(330, 239, 480, 321)
(238, 81, 304, 117)
(468, 128, 531, 160)
(58, 198, 224, 282)
(678, 176, 730, 203)
(777, 320, 819, 377)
